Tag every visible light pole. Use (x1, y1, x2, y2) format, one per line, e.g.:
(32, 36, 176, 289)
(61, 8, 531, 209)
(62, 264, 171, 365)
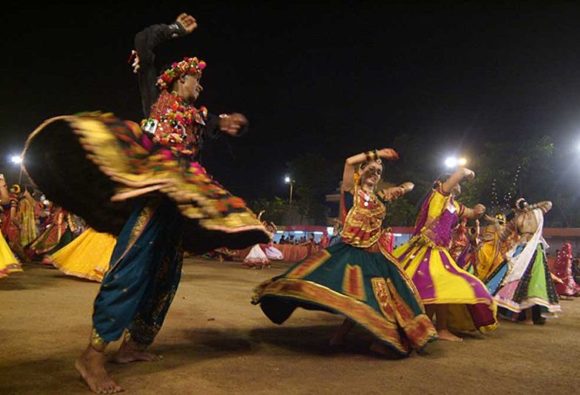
(284, 175, 295, 204)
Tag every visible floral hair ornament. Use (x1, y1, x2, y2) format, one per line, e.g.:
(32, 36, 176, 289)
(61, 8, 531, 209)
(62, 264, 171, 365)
(156, 57, 207, 90)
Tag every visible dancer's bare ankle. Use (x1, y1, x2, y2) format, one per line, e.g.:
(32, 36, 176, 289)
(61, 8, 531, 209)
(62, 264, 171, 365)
(113, 336, 160, 363)
(76, 342, 123, 393)
(437, 329, 463, 342)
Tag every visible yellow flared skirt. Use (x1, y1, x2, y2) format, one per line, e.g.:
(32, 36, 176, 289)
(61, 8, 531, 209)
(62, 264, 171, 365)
(0, 232, 21, 278)
(50, 228, 116, 282)
(393, 235, 497, 332)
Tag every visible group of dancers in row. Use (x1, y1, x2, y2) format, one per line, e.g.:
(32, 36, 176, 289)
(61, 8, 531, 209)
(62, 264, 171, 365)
(0, 181, 285, 280)
(0, 178, 117, 281)
(4, 12, 579, 394)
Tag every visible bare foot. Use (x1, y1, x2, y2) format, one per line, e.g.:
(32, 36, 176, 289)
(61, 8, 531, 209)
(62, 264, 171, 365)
(437, 329, 463, 342)
(113, 340, 161, 364)
(75, 346, 123, 394)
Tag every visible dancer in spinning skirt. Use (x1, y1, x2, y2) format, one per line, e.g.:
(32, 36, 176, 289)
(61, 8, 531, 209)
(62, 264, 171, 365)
(22, 13, 269, 393)
(254, 148, 437, 357)
(490, 199, 560, 324)
(393, 168, 498, 341)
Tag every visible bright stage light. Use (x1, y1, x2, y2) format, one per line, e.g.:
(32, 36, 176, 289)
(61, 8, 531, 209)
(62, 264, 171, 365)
(444, 156, 457, 168)
(444, 156, 467, 168)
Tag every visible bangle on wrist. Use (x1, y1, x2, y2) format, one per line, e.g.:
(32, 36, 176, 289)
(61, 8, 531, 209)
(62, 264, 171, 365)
(366, 149, 378, 162)
(169, 22, 186, 38)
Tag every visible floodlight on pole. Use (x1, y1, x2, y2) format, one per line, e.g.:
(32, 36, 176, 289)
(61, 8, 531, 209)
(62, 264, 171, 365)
(284, 175, 294, 204)
(8, 154, 24, 184)
(9, 155, 22, 165)
(444, 156, 468, 169)
(444, 156, 457, 168)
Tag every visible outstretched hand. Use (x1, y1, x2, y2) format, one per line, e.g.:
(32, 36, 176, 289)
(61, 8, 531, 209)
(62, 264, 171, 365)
(473, 203, 486, 217)
(377, 148, 399, 161)
(176, 13, 198, 34)
(463, 168, 475, 181)
(219, 113, 248, 136)
(400, 182, 414, 193)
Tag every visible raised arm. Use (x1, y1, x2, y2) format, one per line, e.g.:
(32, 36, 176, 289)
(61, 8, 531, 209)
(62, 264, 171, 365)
(441, 167, 475, 194)
(378, 182, 414, 202)
(341, 148, 399, 192)
(134, 13, 197, 116)
(461, 204, 486, 220)
(527, 201, 552, 214)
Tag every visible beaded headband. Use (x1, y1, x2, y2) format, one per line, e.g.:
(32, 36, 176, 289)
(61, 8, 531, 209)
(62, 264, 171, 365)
(156, 57, 207, 90)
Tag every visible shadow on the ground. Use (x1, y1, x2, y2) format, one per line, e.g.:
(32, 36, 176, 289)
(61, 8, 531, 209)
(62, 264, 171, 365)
(158, 324, 412, 361)
(179, 273, 263, 285)
(249, 324, 425, 360)
(0, 267, 68, 291)
(0, 353, 98, 394)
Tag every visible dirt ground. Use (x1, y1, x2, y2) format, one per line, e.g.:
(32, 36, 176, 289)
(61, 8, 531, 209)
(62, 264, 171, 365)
(1, 258, 579, 394)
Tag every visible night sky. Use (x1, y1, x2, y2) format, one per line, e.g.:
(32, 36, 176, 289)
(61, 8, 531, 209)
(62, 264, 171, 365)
(2, 2, 580, 200)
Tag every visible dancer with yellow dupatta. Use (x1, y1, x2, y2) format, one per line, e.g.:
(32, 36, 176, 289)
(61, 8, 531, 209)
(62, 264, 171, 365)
(393, 168, 497, 341)
(18, 189, 39, 248)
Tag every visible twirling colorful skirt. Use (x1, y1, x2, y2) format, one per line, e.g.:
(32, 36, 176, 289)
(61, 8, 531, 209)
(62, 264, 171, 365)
(21, 113, 269, 252)
(393, 235, 497, 332)
(48, 228, 116, 282)
(253, 241, 437, 356)
(0, 232, 21, 279)
(493, 243, 560, 314)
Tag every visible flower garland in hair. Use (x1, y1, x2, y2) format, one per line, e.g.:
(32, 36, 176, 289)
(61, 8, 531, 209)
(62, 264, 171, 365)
(156, 57, 207, 90)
